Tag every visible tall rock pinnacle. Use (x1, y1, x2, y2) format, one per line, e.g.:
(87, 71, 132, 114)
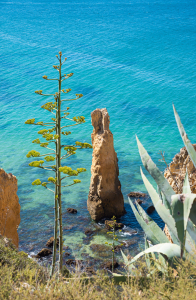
(87, 108, 125, 221)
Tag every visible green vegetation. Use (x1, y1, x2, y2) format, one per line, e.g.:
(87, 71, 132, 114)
(2, 53, 196, 298)
(0, 236, 196, 299)
(105, 216, 123, 273)
(122, 104, 196, 275)
(25, 52, 92, 276)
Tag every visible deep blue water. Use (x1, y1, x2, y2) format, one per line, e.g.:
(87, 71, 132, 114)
(1, 0, 196, 265)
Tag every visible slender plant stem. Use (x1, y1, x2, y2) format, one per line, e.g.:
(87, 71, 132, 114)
(57, 53, 63, 273)
(112, 227, 115, 273)
(50, 184, 58, 277)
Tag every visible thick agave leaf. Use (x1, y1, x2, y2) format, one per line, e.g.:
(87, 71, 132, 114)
(187, 219, 196, 243)
(166, 227, 180, 246)
(129, 199, 164, 245)
(135, 201, 169, 243)
(135, 201, 151, 222)
(140, 168, 195, 252)
(136, 135, 175, 204)
(152, 254, 168, 273)
(171, 194, 196, 248)
(126, 243, 183, 267)
(120, 249, 135, 274)
(145, 237, 151, 270)
(144, 238, 166, 272)
(172, 194, 196, 234)
(171, 195, 185, 253)
(161, 192, 172, 213)
(158, 185, 172, 213)
(173, 106, 196, 225)
(158, 252, 168, 271)
(173, 104, 196, 168)
(140, 168, 178, 237)
(121, 249, 129, 265)
(189, 204, 196, 225)
(183, 170, 191, 194)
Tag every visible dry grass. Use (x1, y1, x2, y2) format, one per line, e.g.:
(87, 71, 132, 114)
(0, 236, 196, 300)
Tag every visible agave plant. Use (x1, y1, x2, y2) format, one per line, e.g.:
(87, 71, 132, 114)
(120, 105, 196, 275)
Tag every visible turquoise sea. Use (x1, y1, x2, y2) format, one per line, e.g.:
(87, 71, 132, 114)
(1, 0, 196, 266)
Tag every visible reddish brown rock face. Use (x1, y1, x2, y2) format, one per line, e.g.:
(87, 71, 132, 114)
(163, 145, 196, 243)
(87, 108, 125, 221)
(164, 144, 196, 194)
(0, 169, 20, 247)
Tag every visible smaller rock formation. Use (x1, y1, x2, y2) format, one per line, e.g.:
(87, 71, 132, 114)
(128, 192, 146, 198)
(0, 169, 20, 248)
(147, 205, 155, 214)
(84, 229, 94, 235)
(164, 145, 196, 193)
(36, 248, 52, 258)
(101, 260, 119, 270)
(65, 259, 83, 266)
(136, 199, 143, 205)
(87, 108, 125, 221)
(105, 220, 124, 230)
(46, 237, 59, 248)
(67, 208, 77, 214)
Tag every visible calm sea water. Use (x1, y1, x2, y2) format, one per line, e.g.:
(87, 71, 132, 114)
(1, 0, 196, 266)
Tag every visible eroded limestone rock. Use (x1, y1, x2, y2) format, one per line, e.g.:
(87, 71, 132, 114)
(163, 145, 196, 243)
(87, 108, 125, 221)
(0, 169, 20, 247)
(164, 145, 196, 193)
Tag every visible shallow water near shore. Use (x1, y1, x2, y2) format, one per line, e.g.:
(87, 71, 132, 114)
(0, 0, 196, 267)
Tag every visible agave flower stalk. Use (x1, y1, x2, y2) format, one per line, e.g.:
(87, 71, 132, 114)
(57, 53, 63, 272)
(25, 52, 92, 276)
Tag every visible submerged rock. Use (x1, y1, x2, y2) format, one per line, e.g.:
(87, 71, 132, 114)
(136, 199, 143, 204)
(87, 108, 125, 221)
(0, 169, 20, 248)
(65, 259, 83, 266)
(84, 229, 94, 235)
(123, 239, 138, 247)
(101, 260, 119, 271)
(63, 245, 70, 250)
(46, 237, 59, 248)
(147, 205, 155, 214)
(67, 208, 77, 214)
(114, 244, 124, 252)
(128, 192, 146, 198)
(90, 243, 110, 252)
(36, 248, 52, 258)
(105, 220, 124, 230)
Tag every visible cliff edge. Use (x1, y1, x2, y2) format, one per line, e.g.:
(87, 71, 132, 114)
(0, 169, 20, 247)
